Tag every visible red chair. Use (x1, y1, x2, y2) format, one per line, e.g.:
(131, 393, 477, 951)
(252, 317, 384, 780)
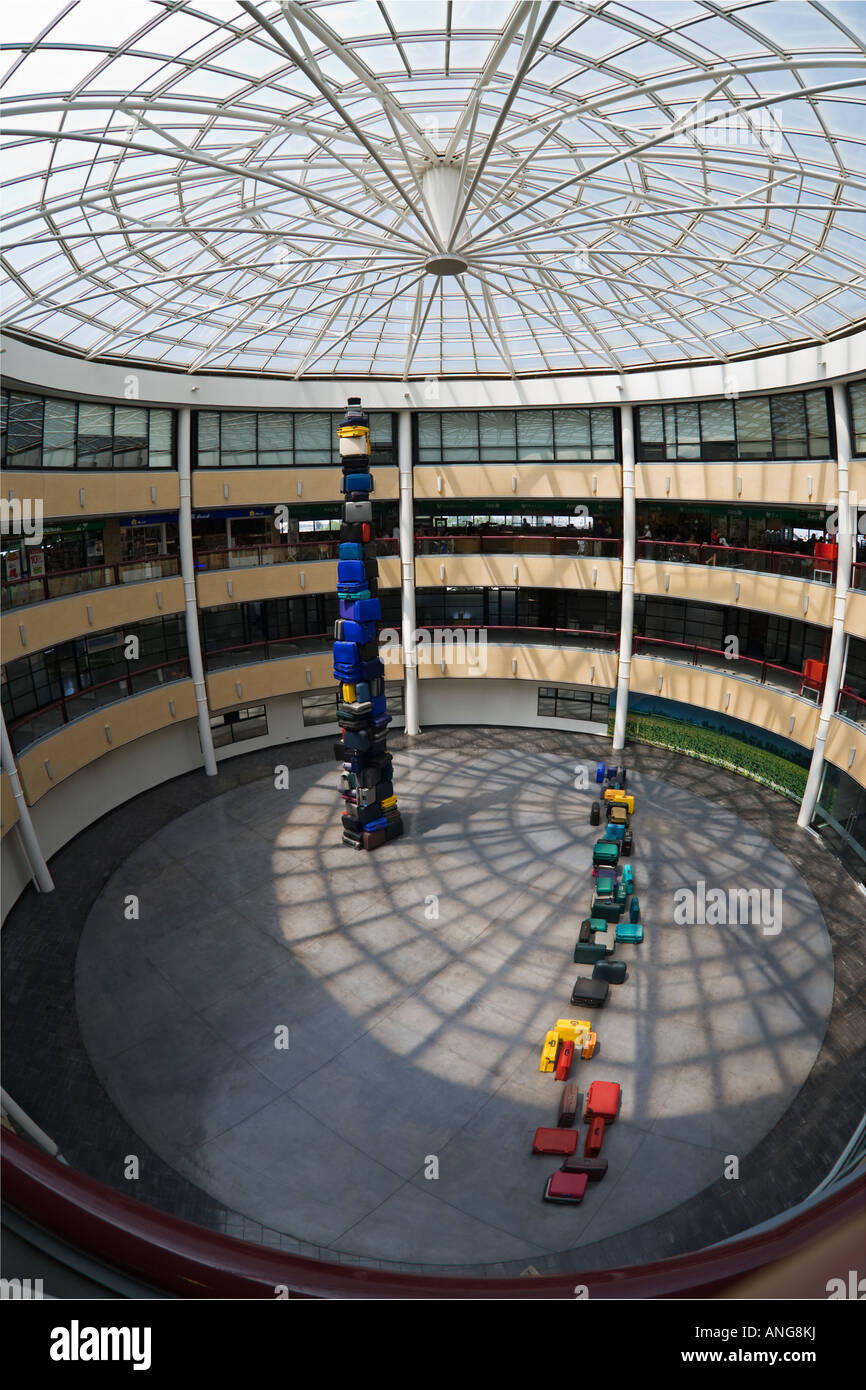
(800, 659, 828, 701)
(813, 542, 837, 584)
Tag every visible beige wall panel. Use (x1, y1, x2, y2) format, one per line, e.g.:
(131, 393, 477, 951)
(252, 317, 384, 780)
(635, 461, 836, 505)
(413, 464, 621, 501)
(1, 772, 19, 837)
(2, 577, 185, 660)
(630, 658, 819, 749)
(416, 644, 618, 688)
(414, 553, 621, 593)
(848, 458, 866, 505)
(17, 681, 197, 804)
(825, 716, 866, 789)
(844, 588, 865, 639)
(635, 561, 834, 626)
(192, 467, 398, 508)
(4, 471, 180, 519)
(206, 652, 405, 713)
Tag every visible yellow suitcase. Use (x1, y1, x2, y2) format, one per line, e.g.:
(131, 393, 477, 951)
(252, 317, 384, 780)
(604, 789, 635, 814)
(342, 683, 356, 702)
(539, 1029, 560, 1072)
(555, 1018, 592, 1044)
(381, 795, 397, 809)
(337, 424, 370, 438)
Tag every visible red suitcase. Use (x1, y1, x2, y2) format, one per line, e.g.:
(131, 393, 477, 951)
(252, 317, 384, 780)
(532, 1127, 578, 1156)
(584, 1080, 621, 1123)
(543, 1171, 588, 1204)
(557, 1085, 581, 1128)
(584, 1116, 606, 1157)
(554, 1040, 574, 1082)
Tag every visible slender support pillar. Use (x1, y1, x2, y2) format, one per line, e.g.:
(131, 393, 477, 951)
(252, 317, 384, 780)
(612, 403, 635, 751)
(798, 382, 854, 827)
(398, 409, 420, 735)
(0, 708, 53, 893)
(177, 407, 218, 776)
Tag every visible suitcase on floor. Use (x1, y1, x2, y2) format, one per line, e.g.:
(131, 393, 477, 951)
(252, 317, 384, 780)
(574, 940, 606, 964)
(615, 884, 628, 906)
(606, 765, 617, 780)
(595, 873, 616, 900)
(363, 828, 386, 850)
(591, 898, 622, 923)
(616, 921, 643, 943)
(608, 803, 628, 824)
(589, 800, 600, 825)
(554, 1040, 574, 1081)
(592, 840, 619, 867)
(596, 762, 605, 783)
(343, 500, 372, 523)
(578, 919, 592, 944)
(584, 1081, 621, 1122)
(532, 1127, 578, 1156)
(558, 1084, 581, 1128)
(621, 865, 634, 892)
(593, 960, 627, 985)
(629, 895, 640, 922)
(543, 1172, 588, 1204)
(604, 823, 625, 842)
(384, 816, 403, 842)
(584, 1116, 606, 1157)
(622, 830, 633, 856)
(570, 977, 609, 1008)
(560, 1155, 608, 1182)
(581, 1030, 597, 1060)
(589, 917, 608, 934)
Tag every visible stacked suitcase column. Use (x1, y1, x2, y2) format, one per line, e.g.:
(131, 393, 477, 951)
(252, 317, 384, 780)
(332, 398, 403, 852)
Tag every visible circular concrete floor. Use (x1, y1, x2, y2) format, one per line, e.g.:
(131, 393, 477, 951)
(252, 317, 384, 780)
(75, 744, 834, 1270)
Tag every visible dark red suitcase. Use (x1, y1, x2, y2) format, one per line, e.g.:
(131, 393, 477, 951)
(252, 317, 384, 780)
(543, 1172, 588, 1204)
(554, 1040, 574, 1081)
(557, 1084, 581, 1128)
(532, 1127, 578, 1156)
(363, 828, 386, 850)
(560, 1155, 608, 1181)
(584, 1116, 606, 1157)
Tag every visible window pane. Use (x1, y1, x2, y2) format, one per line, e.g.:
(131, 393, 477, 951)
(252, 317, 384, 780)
(517, 409, 553, 461)
(590, 408, 615, 459)
(849, 380, 866, 453)
(479, 410, 515, 460)
(417, 412, 441, 461)
(258, 411, 291, 453)
(554, 408, 591, 459)
(441, 411, 478, 460)
(294, 411, 331, 464)
(148, 409, 173, 468)
(369, 412, 394, 463)
(113, 405, 148, 468)
(220, 411, 256, 466)
(735, 397, 772, 458)
(804, 389, 830, 456)
(675, 402, 700, 458)
(197, 411, 219, 467)
(700, 399, 735, 440)
(7, 393, 43, 466)
(639, 405, 664, 444)
(770, 393, 807, 457)
(42, 397, 76, 468)
(77, 402, 112, 467)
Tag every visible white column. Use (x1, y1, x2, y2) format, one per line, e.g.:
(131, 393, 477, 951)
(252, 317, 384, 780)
(612, 403, 635, 751)
(0, 708, 53, 893)
(177, 407, 218, 776)
(798, 382, 854, 827)
(398, 409, 420, 735)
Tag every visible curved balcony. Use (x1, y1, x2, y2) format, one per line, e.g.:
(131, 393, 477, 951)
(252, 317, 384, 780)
(193, 539, 400, 606)
(636, 538, 837, 582)
(7, 659, 192, 757)
(632, 635, 818, 701)
(1, 554, 180, 611)
(414, 533, 621, 559)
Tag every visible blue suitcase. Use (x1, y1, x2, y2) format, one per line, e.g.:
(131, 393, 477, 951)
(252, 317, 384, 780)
(605, 824, 625, 842)
(339, 542, 364, 560)
(336, 619, 377, 644)
(337, 560, 367, 585)
(341, 473, 373, 494)
(370, 694, 388, 718)
(629, 896, 640, 923)
(333, 639, 361, 666)
(349, 597, 381, 624)
(596, 762, 605, 783)
(360, 657, 385, 681)
(363, 815, 388, 833)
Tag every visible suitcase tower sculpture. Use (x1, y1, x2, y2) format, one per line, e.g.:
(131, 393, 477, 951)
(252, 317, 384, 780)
(333, 399, 403, 852)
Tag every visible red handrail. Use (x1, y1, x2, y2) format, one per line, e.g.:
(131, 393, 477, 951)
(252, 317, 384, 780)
(2, 1131, 861, 1299)
(7, 659, 191, 747)
(632, 635, 809, 690)
(636, 539, 832, 577)
(2, 555, 180, 607)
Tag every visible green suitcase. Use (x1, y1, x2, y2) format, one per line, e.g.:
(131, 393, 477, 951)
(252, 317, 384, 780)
(592, 840, 619, 867)
(574, 940, 606, 964)
(591, 898, 624, 923)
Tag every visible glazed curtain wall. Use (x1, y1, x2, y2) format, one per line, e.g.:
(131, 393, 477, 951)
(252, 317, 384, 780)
(1, 390, 174, 470)
(635, 388, 833, 462)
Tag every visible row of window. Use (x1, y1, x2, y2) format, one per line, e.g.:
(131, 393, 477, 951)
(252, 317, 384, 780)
(1, 616, 187, 725)
(635, 390, 832, 462)
(537, 685, 613, 723)
(3, 385, 865, 471)
(195, 410, 395, 468)
(0, 393, 174, 470)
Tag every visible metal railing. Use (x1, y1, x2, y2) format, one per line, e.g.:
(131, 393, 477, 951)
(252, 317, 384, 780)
(202, 633, 332, 671)
(636, 539, 836, 582)
(1, 554, 180, 610)
(836, 687, 866, 726)
(632, 635, 817, 699)
(415, 532, 622, 558)
(194, 537, 399, 571)
(6, 658, 191, 755)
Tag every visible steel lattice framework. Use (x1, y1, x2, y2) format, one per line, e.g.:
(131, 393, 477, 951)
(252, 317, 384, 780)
(1, 0, 865, 378)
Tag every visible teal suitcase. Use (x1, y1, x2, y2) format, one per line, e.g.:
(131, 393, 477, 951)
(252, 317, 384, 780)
(616, 921, 644, 944)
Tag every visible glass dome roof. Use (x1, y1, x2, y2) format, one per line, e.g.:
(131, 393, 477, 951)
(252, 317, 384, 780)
(1, 0, 865, 378)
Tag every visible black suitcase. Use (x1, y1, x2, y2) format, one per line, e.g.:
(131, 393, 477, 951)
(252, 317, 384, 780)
(384, 818, 403, 841)
(622, 829, 633, 856)
(339, 520, 364, 544)
(590, 800, 600, 825)
(578, 918, 592, 944)
(570, 977, 610, 1008)
(593, 960, 628, 985)
(341, 813, 361, 833)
